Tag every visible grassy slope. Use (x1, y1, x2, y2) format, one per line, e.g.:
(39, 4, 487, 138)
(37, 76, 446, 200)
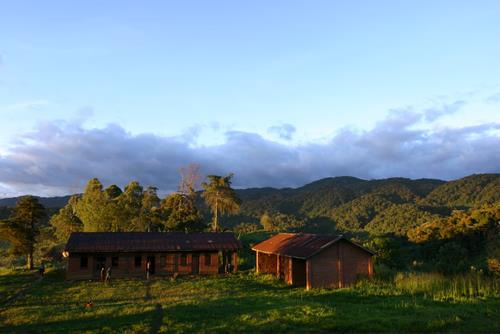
(0, 269, 498, 334)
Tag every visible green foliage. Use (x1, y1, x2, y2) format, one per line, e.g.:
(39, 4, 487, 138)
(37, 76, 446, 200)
(49, 196, 83, 242)
(258, 211, 305, 232)
(259, 212, 273, 231)
(201, 174, 241, 231)
(420, 173, 500, 208)
(391, 271, 499, 301)
(364, 236, 402, 268)
(407, 204, 499, 274)
(104, 184, 123, 199)
(0, 196, 45, 269)
(161, 193, 205, 232)
(74, 178, 113, 231)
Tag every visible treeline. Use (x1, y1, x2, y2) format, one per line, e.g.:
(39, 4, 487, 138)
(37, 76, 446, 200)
(0, 167, 241, 269)
(51, 173, 240, 241)
(1, 172, 498, 275)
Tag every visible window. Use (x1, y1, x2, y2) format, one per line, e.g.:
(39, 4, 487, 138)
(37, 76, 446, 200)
(135, 256, 141, 268)
(80, 256, 88, 269)
(180, 254, 187, 266)
(205, 253, 212, 266)
(112, 256, 119, 267)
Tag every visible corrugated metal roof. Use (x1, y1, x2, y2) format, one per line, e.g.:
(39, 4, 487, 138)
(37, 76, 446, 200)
(65, 232, 241, 253)
(252, 233, 374, 259)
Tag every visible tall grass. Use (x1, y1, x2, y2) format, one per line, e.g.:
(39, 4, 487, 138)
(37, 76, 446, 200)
(393, 271, 499, 301)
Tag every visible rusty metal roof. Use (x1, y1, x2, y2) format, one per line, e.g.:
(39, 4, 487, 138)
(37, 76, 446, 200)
(251, 233, 374, 259)
(65, 232, 241, 253)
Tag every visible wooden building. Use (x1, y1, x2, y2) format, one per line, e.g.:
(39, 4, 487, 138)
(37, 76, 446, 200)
(252, 233, 374, 290)
(63, 232, 241, 280)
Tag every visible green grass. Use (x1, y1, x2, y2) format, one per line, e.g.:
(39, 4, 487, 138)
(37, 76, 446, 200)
(0, 269, 39, 304)
(0, 269, 498, 333)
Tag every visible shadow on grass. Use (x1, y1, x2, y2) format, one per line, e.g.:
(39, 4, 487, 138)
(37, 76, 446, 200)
(0, 307, 159, 334)
(150, 303, 163, 334)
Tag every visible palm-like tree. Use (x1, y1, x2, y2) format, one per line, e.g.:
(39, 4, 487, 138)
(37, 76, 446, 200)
(201, 174, 241, 231)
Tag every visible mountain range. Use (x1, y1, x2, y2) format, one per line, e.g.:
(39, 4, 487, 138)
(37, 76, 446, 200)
(1, 173, 498, 236)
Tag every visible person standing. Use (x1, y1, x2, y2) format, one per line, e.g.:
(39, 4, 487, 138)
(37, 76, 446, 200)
(146, 261, 151, 280)
(105, 267, 111, 285)
(100, 266, 105, 282)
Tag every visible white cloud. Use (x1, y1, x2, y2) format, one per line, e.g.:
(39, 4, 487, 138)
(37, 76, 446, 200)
(0, 106, 498, 197)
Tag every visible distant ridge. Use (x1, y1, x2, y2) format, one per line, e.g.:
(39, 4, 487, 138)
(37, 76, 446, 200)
(0, 195, 73, 208)
(0, 174, 497, 215)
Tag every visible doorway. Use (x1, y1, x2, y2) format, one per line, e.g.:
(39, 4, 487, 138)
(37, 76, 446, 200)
(147, 256, 156, 275)
(94, 256, 106, 277)
(191, 254, 199, 274)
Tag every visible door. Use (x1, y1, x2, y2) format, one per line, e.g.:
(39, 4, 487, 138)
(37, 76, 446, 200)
(191, 254, 199, 274)
(147, 256, 156, 275)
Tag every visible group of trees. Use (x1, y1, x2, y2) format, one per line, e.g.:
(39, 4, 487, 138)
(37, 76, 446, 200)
(0, 196, 45, 269)
(407, 204, 500, 274)
(0, 167, 241, 269)
(1, 172, 498, 274)
(259, 211, 305, 232)
(51, 171, 241, 241)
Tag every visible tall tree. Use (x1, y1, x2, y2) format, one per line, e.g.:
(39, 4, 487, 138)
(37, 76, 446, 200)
(75, 178, 112, 231)
(50, 195, 83, 242)
(0, 196, 45, 269)
(260, 212, 273, 231)
(119, 181, 144, 231)
(179, 163, 201, 196)
(201, 174, 241, 231)
(161, 165, 204, 232)
(138, 186, 162, 231)
(161, 193, 205, 232)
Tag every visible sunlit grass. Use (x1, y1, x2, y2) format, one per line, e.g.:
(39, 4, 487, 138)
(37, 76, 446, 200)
(393, 271, 499, 301)
(0, 269, 498, 333)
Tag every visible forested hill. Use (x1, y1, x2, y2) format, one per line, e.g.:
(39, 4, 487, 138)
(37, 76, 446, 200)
(235, 176, 446, 218)
(1, 174, 498, 236)
(230, 173, 499, 235)
(0, 195, 71, 208)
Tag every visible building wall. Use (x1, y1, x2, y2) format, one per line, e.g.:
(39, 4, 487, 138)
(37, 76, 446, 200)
(307, 240, 373, 289)
(256, 252, 277, 274)
(281, 256, 292, 284)
(66, 251, 222, 280)
(307, 242, 341, 289)
(339, 241, 373, 285)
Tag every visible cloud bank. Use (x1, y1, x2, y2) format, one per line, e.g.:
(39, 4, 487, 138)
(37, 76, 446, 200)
(0, 105, 499, 196)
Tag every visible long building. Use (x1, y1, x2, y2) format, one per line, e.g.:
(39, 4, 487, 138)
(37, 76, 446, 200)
(63, 232, 241, 280)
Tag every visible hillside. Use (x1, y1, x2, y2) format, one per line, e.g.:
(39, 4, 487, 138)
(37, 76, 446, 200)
(1, 174, 498, 236)
(0, 195, 72, 209)
(232, 174, 498, 236)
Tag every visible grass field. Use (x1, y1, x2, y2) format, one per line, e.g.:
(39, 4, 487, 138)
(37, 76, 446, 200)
(0, 269, 498, 333)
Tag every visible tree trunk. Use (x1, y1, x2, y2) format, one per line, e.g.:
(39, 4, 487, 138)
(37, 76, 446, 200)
(27, 251, 34, 270)
(214, 198, 219, 232)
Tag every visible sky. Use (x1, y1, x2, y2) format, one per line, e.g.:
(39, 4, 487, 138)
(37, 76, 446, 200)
(0, 1, 499, 197)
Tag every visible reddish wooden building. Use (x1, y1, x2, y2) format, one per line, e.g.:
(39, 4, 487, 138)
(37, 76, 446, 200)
(63, 232, 241, 280)
(252, 233, 374, 290)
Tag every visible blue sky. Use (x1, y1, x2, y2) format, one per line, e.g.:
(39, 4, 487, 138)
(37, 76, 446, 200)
(0, 1, 499, 196)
